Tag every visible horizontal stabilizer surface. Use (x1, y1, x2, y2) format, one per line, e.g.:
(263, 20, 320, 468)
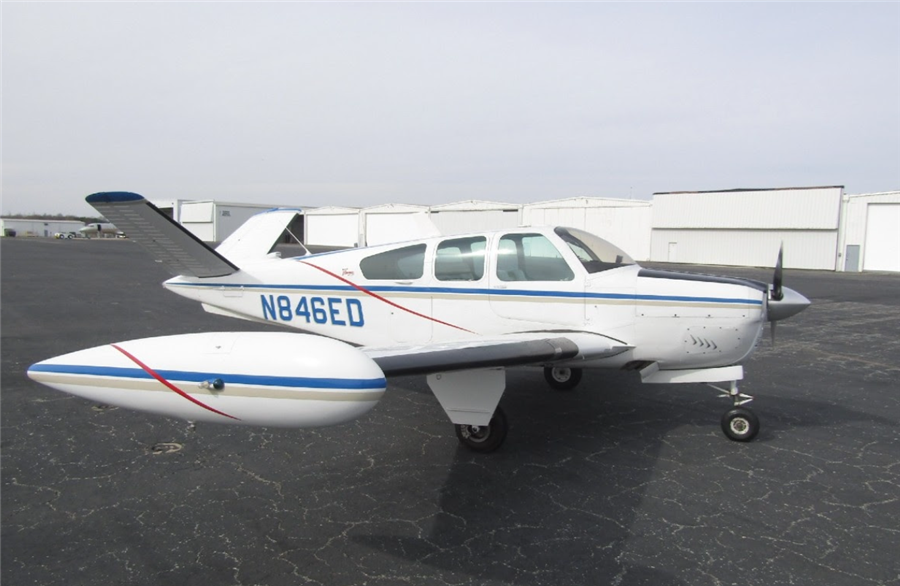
(86, 192, 238, 278)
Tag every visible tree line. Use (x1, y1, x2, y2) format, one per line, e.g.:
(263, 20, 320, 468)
(3, 213, 106, 223)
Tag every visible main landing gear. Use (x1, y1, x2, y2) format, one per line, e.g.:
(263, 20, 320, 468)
(455, 408, 508, 453)
(543, 366, 583, 391)
(710, 381, 759, 442)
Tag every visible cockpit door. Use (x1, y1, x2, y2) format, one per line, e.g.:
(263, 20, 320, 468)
(489, 232, 586, 326)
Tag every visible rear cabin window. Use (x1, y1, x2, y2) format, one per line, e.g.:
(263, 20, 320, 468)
(359, 244, 426, 280)
(496, 234, 574, 282)
(435, 237, 486, 281)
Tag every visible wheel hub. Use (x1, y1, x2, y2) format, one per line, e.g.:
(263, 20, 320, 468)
(730, 418, 749, 435)
(461, 425, 489, 442)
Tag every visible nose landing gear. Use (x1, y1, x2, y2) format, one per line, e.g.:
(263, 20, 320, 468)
(709, 380, 759, 442)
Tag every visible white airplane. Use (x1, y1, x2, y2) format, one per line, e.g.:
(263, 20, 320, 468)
(28, 192, 810, 452)
(79, 221, 122, 238)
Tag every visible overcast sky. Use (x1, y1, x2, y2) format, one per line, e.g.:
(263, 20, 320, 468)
(3, 2, 899, 216)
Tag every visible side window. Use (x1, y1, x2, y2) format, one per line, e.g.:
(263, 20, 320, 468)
(359, 244, 426, 280)
(435, 237, 486, 281)
(496, 234, 574, 282)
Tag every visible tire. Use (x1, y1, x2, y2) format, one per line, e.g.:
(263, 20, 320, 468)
(455, 408, 508, 453)
(721, 407, 760, 442)
(543, 366, 583, 391)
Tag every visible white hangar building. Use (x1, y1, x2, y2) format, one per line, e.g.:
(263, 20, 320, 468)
(151, 185, 899, 273)
(0, 218, 85, 238)
(303, 203, 441, 248)
(521, 197, 653, 261)
(303, 206, 361, 248)
(152, 199, 306, 244)
(304, 201, 522, 248)
(648, 186, 900, 272)
(429, 200, 522, 236)
(839, 191, 900, 272)
(650, 187, 844, 270)
(360, 203, 439, 246)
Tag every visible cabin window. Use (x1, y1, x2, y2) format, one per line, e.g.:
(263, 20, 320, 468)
(554, 227, 634, 273)
(435, 237, 486, 281)
(359, 244, 426, 280)
(496, 234, 574, 282)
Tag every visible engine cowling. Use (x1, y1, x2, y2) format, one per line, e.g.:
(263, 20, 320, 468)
(27, 332, 386, 427)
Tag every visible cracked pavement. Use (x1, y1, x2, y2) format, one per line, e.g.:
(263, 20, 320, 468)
(2, 238, 899, 585)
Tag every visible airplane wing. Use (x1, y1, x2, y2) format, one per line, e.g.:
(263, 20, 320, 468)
(86, 192, 239, 278)
(364, 331, 631, 377)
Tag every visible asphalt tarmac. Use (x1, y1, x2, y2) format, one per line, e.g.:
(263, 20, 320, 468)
(2, 237, 899, 586)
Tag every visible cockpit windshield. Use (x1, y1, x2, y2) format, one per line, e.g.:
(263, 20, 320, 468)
(554, 227, 635, 274)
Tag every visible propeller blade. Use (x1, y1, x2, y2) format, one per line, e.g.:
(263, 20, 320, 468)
(771, 244, 784, 301)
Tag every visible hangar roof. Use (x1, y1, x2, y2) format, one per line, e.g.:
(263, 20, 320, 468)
(429, 200, 520, 212)
(525, 197, 651, 209)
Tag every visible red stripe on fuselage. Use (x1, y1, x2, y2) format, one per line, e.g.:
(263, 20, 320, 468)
(111, 344, 240, 421)
(299, 261, 476, 334)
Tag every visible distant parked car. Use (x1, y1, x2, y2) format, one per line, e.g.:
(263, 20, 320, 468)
(54, 232, 78, 239)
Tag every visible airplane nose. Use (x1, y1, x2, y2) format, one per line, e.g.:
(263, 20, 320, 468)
(767, 286, 810, 322)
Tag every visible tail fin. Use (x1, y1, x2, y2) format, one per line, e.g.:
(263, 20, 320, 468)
(86, 192, 239, 278)
(215, 208, 306, 262)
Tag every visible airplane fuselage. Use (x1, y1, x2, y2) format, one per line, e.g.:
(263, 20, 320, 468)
(164, 226, 769, 374)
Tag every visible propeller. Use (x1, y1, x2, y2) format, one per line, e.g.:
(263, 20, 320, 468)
(771, 244, 784, 302)
(765, 243, 810, 342)
(770, 244, 784, 344)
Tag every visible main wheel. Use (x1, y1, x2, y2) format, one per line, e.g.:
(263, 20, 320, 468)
(721, 407, 760, 442)
(543, 366, 583, 391)
(455, 407, 508, 453)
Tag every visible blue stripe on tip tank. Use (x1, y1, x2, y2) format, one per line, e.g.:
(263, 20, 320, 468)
(28, 364, 386, 390)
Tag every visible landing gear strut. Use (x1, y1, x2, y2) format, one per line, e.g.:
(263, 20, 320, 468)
(455, 407, 508, 453)
(709, 380, 759, 442)
(543, 366, 583, 391)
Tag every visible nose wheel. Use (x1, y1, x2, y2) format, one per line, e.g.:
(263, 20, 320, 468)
(455, 407, 508, 453)
(721, 407, 759, 442)
(709, 381, 760, 442)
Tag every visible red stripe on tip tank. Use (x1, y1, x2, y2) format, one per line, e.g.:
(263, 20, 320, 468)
(111, 344, 240, 421)
(300, 261, 476, 334)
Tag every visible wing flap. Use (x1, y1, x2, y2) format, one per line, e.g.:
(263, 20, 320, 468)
(364, 332, 630, 377)
(86, 192, 238, 278)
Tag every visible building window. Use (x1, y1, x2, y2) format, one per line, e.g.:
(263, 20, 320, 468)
(360, 244, 426, 280)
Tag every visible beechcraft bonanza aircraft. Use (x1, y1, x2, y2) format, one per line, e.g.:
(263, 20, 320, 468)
(28, 192, 810, 452)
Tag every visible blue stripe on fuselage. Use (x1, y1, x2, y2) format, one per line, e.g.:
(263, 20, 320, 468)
(28, 364, 386, 390)
(167, 282, 763, 306)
